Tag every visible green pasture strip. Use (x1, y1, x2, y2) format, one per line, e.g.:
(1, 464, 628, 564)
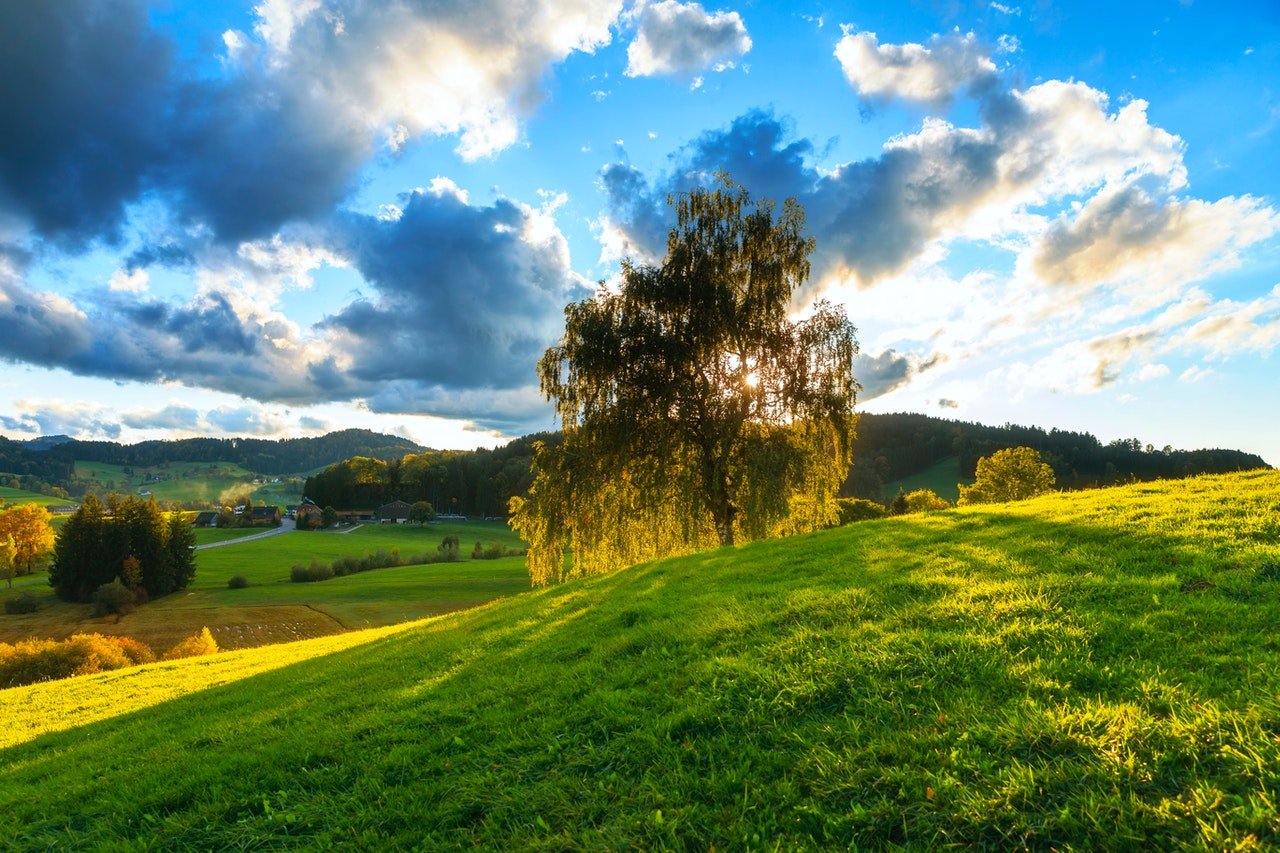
(883, 454, 969, 503)
(1, 471, 1278, 849)
(0, 486, 70, 507)
(193, 528, 263, 546)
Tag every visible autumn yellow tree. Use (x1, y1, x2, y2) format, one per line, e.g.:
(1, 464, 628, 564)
(0, 503, 55, 579)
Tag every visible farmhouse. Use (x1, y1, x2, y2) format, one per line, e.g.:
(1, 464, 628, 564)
(376, 500, 413, 524)
(250, 506, 281, 526)
(191, 511, 219, 527)
(295, 502, 323, 528)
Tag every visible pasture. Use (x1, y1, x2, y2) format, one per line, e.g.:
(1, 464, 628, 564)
(0, 520, 528, 652)
(73, 459, 305, 506)
(2, 470, 1278, 849)
(882, 454, 968, 502)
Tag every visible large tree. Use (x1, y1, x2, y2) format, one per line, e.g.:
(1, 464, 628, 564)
(958, 447, 1056, 505)
(513, 177, 858, 586)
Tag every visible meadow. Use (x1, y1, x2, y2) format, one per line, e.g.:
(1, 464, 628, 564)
(1, 470, 1278, 849)
(0, 485, 73, 507)
(883, 455, 968, 503)
(0, 520, 529, 651)
(73, 459, 305, 506)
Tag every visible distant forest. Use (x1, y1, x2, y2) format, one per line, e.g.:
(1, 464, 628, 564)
(0, 416, 1268, 513)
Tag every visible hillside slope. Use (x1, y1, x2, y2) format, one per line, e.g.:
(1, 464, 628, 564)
(3, 471, 1279, 849)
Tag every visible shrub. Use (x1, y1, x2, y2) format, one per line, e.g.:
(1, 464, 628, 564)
(332, 556, 359, 577)
(163, 627, 218, 660)
(835, 498, 887, 525)
(308, 560, 334, 582)
(904, 489, 951, 514)
(439, 535, 461, 562)
(0, 633, 156, 688)
(290, 564, 309, 583)
(92, 580, 137, 617)
(473, 541, 484, 559)
(227, 575, 249, 589)
(4, 591, 39, 614)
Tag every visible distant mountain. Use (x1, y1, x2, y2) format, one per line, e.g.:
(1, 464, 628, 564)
(17, 434, 74, 451)
(61, 429, 427, 475)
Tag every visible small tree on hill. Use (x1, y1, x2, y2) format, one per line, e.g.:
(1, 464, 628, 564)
(0, 535, 16, 589)
(889, 488, 908, 515)
(958, 447, 1056, 505)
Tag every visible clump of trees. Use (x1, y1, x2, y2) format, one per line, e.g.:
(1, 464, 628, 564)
(958, 447, 1056, 505)
(513, 177, 859, 586)
(49, 495, 197, 603)
(0, 626, 217, 688)
(0, 503, 55, 588)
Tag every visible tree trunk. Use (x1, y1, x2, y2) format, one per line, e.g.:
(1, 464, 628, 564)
(702, 446, 736, 547)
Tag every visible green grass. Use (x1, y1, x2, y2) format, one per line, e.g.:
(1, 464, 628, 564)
(884, 454, 970, 503)
(73, 460, 304, 506)
(1, 520, 529, 651)
(3, 471, 1280, 849)
(0, 486, 71, 507)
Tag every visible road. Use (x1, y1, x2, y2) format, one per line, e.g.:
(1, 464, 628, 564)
(195, 518, 296, 550)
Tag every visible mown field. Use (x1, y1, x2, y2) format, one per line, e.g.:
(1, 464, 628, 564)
(0, 520, 528, 652)
(2, 470, 1278, 849)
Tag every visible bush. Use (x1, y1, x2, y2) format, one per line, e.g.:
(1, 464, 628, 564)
(163, 627, 218, 660)
(4, 592, 39, 614)
(290, 562, 334, 583)
(227, 575, 249, 589)
(290, 564, 309, 583)
(0, 633, 156, 688)
(439, 535, 461, 562)
(904, 489, 951, 514)
(835, 498, 887, 525)
(92, 580, 137, 617)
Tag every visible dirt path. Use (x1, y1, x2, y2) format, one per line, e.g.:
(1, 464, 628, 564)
(195, 518, 296, 550)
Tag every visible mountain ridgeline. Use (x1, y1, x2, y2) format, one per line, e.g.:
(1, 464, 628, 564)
(1, 417, 1268, 514)
(300, 414, 1269, 515)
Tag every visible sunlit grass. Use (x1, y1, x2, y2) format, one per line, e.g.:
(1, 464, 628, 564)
(1, 470, 1278, 849)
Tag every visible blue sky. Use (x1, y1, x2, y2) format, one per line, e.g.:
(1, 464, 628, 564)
(1, 0, 1278, 463)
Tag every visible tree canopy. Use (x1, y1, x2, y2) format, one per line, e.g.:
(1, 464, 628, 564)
(0, 503, 54, 579)
(512, 177, 859, 586)
(958, 446, 1057, 505)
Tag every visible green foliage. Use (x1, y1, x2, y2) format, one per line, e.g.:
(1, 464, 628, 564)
(833, 497, 887, 525)
(958, 446, 1057, 505)
(439, 534, 461, 563)
(321, 505, 339, 528)
(227, 575, 250, 589)
(410, 500, 435, 524)
(162, 627, 218, 660)
(903, 488, 951, 513)
(290, 562, 334, 583)
(4, 591, 39, 614)
(92, 580, 137, 617)
(888, 487, 908, 515)
(516, 177, 858, 585)
(0, 633, 154, 688)
(50, 494, 198, 602)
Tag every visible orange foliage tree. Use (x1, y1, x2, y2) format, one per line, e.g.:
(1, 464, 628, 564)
(0, 503, 55, 579)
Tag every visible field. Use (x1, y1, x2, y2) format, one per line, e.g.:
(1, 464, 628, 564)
(0, 485, 71, 507)
(2, 470, 1279, 849)
(883, 454, 969, 503)
(0, 520, 528, 652)
(73, 459, 305, 506)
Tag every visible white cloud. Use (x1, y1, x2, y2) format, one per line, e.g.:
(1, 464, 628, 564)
(108, 268, 150, 293)
(834, 29, 996, 105)
(244, 0, 623, 161)
(1135, 363, 1170, 381)
(1179, 365, 1215, 383)
(625, 1, 751, 78)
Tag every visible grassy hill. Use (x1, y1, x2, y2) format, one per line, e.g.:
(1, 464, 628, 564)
(3, 471, 1279, 848)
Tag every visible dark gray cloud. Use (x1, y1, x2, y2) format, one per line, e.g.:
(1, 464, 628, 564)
(854, 349, 945, 400)
(325, 186, 584, 392)
(938, 398, 959, 409)
(0, 1, 172, 247)
(600, 109, 1002, 288)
